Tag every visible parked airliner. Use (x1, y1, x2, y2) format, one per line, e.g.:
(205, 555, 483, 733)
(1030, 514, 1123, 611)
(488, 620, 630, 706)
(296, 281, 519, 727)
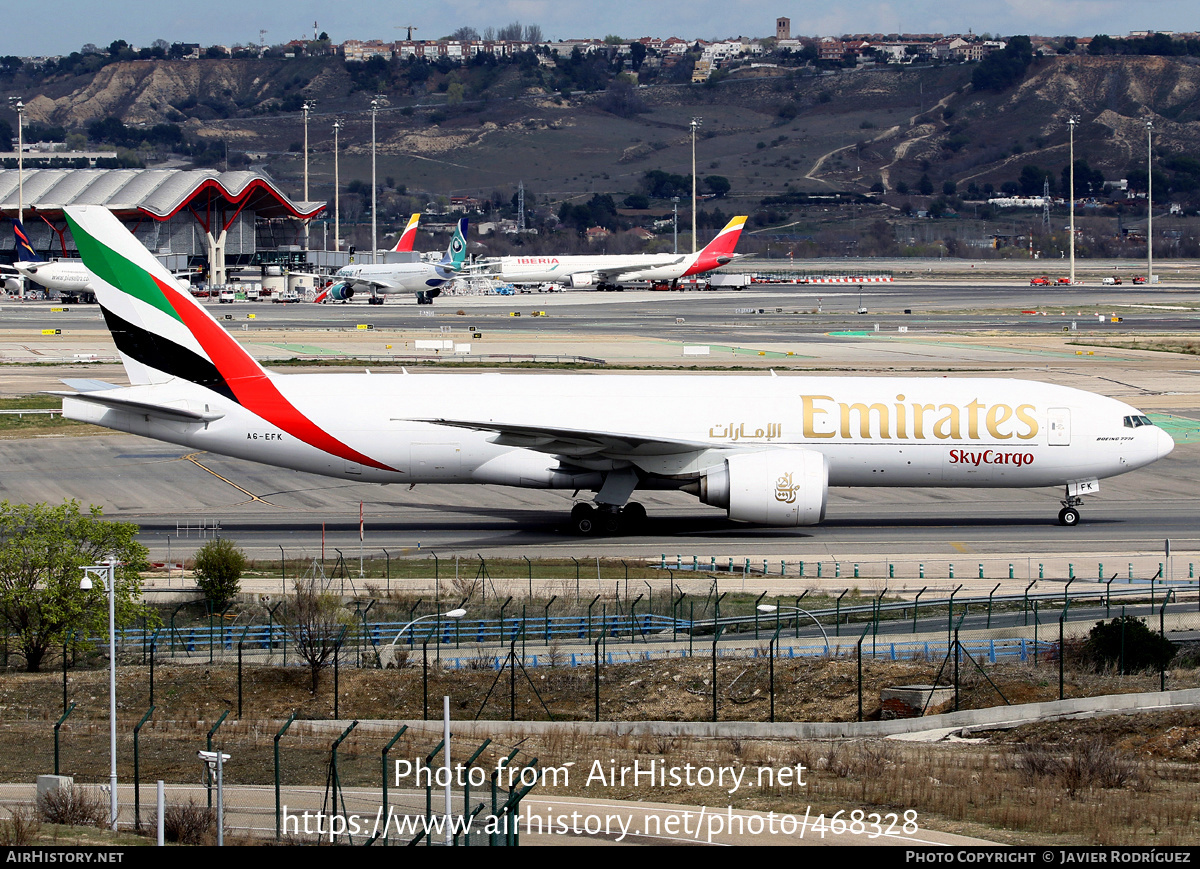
(57, 206, 1174, 533)
(10, 218, 98, 303)
(317, 218, 467, 305)
(490, 216, 747, 289)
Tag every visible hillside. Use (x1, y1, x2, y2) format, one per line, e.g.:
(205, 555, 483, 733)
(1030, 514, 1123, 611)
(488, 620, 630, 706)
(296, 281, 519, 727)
(6, 53, 1200, 257)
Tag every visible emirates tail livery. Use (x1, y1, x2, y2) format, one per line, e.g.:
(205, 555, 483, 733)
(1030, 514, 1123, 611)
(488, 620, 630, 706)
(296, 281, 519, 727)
(58, 206, 1174, 533)
(494, 215, 748, 289)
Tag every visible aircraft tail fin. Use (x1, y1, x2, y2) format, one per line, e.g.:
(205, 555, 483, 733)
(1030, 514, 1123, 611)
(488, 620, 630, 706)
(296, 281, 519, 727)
(63, 206, 269, 392)
(12, 218, 43, 263)
(680, 216, 748, 277)
(391, 213, 421, 252)
(438, 218, 469, 271)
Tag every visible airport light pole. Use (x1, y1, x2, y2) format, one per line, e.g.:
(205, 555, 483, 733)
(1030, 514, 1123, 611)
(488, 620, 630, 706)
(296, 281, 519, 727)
(332, 118, 343, 253)
(756, 604, 830, 647)
(8, 97, 23, 226)
(386, 608, 467, 649)
(672, 197, 679, 254)
(1067, 116, 1078, 284)
(302, 100, 316, 250)
(1146, 119, 1153, 285)
(9, 97, 24, 300)
(370, 96, 386, 264)
(80, 559, 118, 831)
(690, 117, 702, 253)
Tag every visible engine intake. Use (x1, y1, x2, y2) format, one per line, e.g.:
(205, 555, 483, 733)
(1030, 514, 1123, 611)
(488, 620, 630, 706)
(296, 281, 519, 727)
(328, 282, 354, 301)
(697, 449, 828, 526)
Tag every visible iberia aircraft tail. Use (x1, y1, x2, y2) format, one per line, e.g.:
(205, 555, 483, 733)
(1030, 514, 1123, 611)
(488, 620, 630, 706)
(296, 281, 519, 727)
(62, 205, 394, 471)
(390, 213, 421, 252)
(681, 215, 748, 277)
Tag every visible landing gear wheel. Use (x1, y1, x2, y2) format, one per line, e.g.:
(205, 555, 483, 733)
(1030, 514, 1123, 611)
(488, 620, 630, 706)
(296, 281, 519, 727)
(622, 501, 647, 529)
(600, 512, 623, 535)
(571, 502, 596, 535)
(1058, 507, 1080, 526)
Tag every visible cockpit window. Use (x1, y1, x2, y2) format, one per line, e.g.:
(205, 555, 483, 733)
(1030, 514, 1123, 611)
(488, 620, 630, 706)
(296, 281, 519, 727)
(1123, 415, 1155, 428)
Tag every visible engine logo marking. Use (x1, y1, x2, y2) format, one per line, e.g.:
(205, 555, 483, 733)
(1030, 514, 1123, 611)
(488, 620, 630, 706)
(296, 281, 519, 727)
(775, 472, 801, 503)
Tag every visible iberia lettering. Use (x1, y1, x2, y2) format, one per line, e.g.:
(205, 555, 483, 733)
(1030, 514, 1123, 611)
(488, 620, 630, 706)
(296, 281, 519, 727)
(801, 395, 1038, 442)
(948, 449, 1035, 467)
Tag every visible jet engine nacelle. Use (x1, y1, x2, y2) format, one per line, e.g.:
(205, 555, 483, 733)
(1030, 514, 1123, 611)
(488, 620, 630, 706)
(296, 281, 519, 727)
(568, 272, 596, 288)
(696, 449, 828, 526)
(328, 282, 354, 302)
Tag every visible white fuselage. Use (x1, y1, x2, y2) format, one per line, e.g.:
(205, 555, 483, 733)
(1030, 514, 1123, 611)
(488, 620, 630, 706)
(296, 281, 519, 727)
(495, 253, 699, 286)
(62, 372, 1172, 495)
(15, 260, 94, 292)
(333, 261, 452, 294)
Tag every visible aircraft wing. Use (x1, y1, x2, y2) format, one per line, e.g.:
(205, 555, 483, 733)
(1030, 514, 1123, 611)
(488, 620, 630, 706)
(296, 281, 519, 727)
(593, 257, 687, 282)
(410, 417, 713, 459)
(50, 390, 225, 423)
(350, 277, 406, 291)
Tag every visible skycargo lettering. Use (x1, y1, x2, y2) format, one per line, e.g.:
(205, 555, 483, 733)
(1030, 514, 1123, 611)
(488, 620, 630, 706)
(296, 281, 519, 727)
(949, 449, 1036, 467)
(801, 395, 1039, 441)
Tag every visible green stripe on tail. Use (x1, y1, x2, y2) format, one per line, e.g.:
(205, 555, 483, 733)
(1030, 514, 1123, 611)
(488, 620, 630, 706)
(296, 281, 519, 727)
(65, 214, 182, 323)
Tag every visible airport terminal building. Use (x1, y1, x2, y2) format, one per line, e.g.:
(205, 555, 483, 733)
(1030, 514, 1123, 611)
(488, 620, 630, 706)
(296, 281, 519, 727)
(0, 168, 325, 284)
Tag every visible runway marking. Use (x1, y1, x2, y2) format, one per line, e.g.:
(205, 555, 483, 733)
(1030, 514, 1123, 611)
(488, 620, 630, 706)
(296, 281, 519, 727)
(950, 542, 971, 554)
(182, 451, 283, 507)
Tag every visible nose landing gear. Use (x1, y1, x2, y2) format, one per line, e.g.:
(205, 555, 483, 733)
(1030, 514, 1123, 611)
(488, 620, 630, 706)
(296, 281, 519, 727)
(1058, 493, 1085, 526)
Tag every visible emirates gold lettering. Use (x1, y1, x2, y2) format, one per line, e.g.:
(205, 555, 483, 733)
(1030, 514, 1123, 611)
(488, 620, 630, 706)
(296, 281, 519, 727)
(787, 396, 1039, 442)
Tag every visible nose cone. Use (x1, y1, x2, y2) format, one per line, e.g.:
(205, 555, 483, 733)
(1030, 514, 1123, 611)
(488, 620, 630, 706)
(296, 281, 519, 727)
(1157, 426, 1176, 460)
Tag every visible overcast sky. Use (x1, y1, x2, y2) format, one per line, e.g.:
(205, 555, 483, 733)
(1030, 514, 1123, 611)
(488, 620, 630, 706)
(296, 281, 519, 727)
(4, 0, 1196, 57)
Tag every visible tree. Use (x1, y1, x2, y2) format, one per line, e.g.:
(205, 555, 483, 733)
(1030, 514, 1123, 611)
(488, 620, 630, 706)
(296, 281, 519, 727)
(0, 501, 148, 672)
(497, 22, 524, 42)
(629, 41, 647, 71)
(704, 175, 731, 198)
(192, 538, 246, 611)
(280, 576, 350, 692)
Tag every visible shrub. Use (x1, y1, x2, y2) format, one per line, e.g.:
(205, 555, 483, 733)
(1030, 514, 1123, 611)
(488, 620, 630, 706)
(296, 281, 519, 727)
(37, 785, 106, 827)
(193, 538, 246, 610)
(152, 799, 216, 844)
(0, 807, 41, 845)
(1083, 616, 1176, 674)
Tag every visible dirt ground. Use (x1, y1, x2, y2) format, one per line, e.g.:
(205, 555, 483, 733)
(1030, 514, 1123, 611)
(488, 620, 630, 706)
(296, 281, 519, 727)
(3, 654, 1200, 846)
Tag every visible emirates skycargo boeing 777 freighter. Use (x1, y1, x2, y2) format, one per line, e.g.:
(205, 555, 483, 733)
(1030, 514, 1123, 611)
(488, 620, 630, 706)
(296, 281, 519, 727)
(56, 206, 1174, 534)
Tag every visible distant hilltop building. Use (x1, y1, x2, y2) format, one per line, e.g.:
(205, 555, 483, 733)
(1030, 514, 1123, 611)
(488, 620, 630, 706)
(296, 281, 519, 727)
(777, 17, 791, 40)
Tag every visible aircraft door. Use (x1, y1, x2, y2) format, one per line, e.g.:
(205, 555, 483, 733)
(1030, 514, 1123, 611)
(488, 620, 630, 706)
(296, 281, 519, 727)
(1047, 408, 1071, 445)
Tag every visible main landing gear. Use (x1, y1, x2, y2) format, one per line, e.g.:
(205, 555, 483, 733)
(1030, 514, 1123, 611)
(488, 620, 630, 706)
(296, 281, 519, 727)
(571, 501, 646, 535)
